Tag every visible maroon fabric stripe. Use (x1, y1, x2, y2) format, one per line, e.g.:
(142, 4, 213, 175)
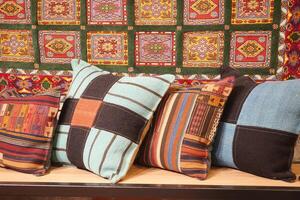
(1, 95, 59, 101)
(0, 99, 59, 107)
(0, 96, 60, 106)
(94, 102, 147, 143)
(0, 141, 47, 156)
(81, 74, 120, 100)
(0, 147, 46, 159)
(4, 154, 46, 164)
(66, 127, 89, 170)
(58, 99, 78, 125)
(0, 148, 46, 160)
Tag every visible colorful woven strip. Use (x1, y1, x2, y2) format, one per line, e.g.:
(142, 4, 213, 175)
(0, 73, 72, 95)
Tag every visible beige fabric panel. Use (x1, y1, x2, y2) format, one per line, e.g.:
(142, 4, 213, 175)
(0, 165, 299, 187)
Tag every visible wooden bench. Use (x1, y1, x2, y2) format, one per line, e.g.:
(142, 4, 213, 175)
(0, 164, 299, 199)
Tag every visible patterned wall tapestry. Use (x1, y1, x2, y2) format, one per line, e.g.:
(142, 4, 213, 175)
(0, 0, 295, 78)
(281, 0, 300, 79)
(0, 69, 72, 95)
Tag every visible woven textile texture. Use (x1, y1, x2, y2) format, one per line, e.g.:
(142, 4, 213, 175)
(0, 91, 60, 175)
(281, 0, 300, 79)
(0, 69, 299, 163)
(52, 59, 175, 183)
(0, 72, 72, 95)
(212, 66, 300, 181)
(0, 88, 21, 98)
(0, 0, 293, 77)
(138, 77, 234, 180)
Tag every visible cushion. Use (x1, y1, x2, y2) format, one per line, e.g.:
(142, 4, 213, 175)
(174, 78, 300, 164)
(52, 59, 175, 183)
(212, 66, 300, 182)
(0, 91, 60, 175)
(137, 77, 235, 180)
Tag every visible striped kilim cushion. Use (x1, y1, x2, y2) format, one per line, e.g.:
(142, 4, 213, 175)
(0, 91, 60, 175)
(213, 67, 300, 182)
(138, 77, 235, 180)
(52, 59, 175, 183)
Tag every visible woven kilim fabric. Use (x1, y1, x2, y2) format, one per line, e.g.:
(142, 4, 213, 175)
(138, 77, 234, 180)
(2, 70, 299, 164)
(281, 0, 300, 79)
(212, 66, 300, 181)
(52, 59, 175, 183)
(0, 88, 21, 98)
(0, 0, 292, 77)
(0, 73, 72, 95)
(0, 91, 60, 175)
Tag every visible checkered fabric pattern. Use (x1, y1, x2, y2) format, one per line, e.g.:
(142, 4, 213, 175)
(52, 59, 175, 183)
(0, 0, 288, 77)
(212, 66, 300, 182)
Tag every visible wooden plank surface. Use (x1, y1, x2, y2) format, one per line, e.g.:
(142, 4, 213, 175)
(0, 164, 299, 187)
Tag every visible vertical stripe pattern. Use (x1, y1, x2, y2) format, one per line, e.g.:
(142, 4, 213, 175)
(138, 77, 235, 180)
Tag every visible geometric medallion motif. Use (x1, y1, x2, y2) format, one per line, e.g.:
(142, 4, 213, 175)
(0, 29, 34, 62)
(232, 0, 274, 24)
(184, 0, 224, 25)
(183, 31, 224, 68)
(87, 0, 127, 25)
(0, 1, 285, 77)
(0, 0, 31, 24)
(135, 32, 176, 66)
(230, 31, 272, 68)
(135, 0, 177, 25)
(39, 31, 81, 64)
(37, 0, 80, 25)
(87, 31, 128, 65)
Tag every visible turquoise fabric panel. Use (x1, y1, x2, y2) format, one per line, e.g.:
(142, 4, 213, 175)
(52, 125, 71, 164)
(54, 132, 68, 150)
(83, 129, 114, 175)
(82, 128, 138, 183)
(119, 76, 171, 95)
(104, 75, 175, 120)
(110, 142, 137, 183)
(104, 93, 153, 120)
(238, 79, 300, 134)
(108, 82, 161, 111)
(105, 81, 160, 119)
(68, 60, 109, 98)
(52, 150, 69, 164)
(212, 122, 237, 168)
(99, 135, 137, 180)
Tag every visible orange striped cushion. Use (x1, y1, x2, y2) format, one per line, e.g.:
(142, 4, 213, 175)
(0, 91, 60, 175)
(138, 77, 235, 180)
